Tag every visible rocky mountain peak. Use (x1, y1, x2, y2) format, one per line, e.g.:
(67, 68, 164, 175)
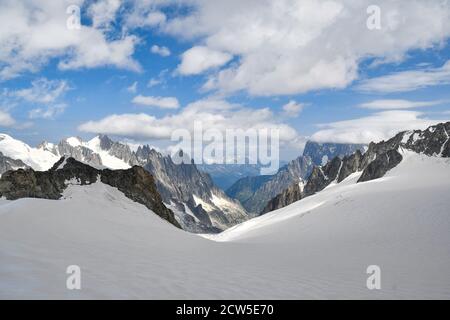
(0, 157, 180, 229)
(263, 121, 450, 214)
(98, 134, 114, 151)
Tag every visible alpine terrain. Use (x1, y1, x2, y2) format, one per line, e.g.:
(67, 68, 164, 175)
(0, 122, 449, 299)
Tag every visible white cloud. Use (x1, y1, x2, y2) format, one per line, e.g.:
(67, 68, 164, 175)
(88, 0, 121, 29)
(79, 98, 299, 142)
(0, 110, 16, 127)
(29, 104, 67, 120)
(13, 78, 70, 104)
(357, 61, 450, 93)
(125, 9, 167, 29)
(0, 0, 140, 80)
(311, 110, 448, 144)
(163, 0, 450, 96)
(151, 45, 171, 57)
(127, 81, 138, 93)
(282, 100, 305, 117)
(132, 95, 180, 109)
(359, 99, 445, 110)
(177, 46, 232, 75)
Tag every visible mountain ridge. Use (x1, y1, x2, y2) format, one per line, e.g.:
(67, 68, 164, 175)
(0, 134, 248, 233)
(263, 121, 450, 214)
(0, 157, 180, 228)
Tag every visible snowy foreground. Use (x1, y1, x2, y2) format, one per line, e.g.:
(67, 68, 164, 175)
(0, 151, 449, 299)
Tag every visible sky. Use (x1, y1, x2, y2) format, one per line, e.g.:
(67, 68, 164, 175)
(1, 0, 450, 161)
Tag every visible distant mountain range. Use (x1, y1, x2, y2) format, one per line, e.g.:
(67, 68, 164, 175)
(226, 141, 365, 215)
(2, 122, 448, 236)
(197, 162, 283, 191)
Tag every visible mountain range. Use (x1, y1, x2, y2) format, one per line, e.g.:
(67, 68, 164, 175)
(263, 122, 450, 213)
(226, 141, 365, 215)
(1, 122, 448, 236)
(1, 122, 449, 299)
(0, 134, 247, 233)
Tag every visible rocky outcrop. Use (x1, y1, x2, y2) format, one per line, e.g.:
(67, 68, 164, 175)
(263, 122, 450, 214)
(0, 152, 29, 176)
(140, 149, 248, 233)
(0, 157, 180, 229)
(263, 182, 303, 213)
(57, 139, 103, 167)
(98, 135, 139, 165)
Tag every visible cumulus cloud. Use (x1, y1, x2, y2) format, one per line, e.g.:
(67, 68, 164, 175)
(311, 110, 448, 144)
(177, 46, 232, 75)
(282, 100, 305, 117)
(132, 95, 180, 109)
(163, 0, 450, 96)
(359, 99, 446, 110)
(88, 0, 121, 29)
(151, 45, 171, 57)
(0, 0, 140, 80)
(79, 98, 299, 141)
(357, 60, 450, 93)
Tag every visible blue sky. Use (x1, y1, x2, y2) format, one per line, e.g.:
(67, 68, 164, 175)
(1, 0, 450, 160)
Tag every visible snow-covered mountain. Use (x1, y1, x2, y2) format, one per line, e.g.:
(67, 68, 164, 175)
(0, 134, 59, 171)
(0, 157, 180, 228)
(1, 149, 449, 299)
(0, 133, 248, 233)
(263, 121, 450, 213)
(0, 151, 29, 176)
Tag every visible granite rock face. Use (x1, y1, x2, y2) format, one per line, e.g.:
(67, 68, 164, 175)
(0, 157, 180, 228)
(263, 122, 450, 214)
(141, 150, 248, 233)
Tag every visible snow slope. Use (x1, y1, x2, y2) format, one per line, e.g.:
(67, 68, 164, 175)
(0, 134, 59, 171)
(0, 151, 449, 299)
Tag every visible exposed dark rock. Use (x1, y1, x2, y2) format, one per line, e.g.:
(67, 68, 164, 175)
(0, 152, 29, 176)
(337, 150, 363, 183)
(0, 157, 180, 229)
(262, 122, 450, 214)
(303, 156, 342, 197)
(263, 183, 302, 214)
